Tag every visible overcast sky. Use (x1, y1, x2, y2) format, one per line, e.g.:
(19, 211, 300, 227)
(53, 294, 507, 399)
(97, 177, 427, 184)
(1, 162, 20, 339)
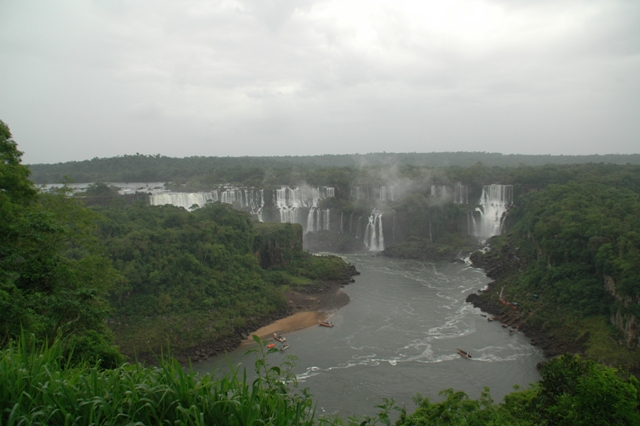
(1, 0, 639, 164)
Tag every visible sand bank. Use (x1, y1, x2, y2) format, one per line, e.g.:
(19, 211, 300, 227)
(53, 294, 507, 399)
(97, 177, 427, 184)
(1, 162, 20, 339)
(241, 282, 348, 345)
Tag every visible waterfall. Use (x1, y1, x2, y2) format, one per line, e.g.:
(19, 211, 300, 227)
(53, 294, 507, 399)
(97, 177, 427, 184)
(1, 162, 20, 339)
(149, 192, 217, 210)
(454, 184, 468, 204)
(276, 187, 300, 224)
(306, 208, 331, 233)
(349, 213, 354, 235)
(278, 186, 334, 233)
(351, 186, 364, 200)
(431, 185, 448, 200)
(247, 189, 264, 221)
(221, 189, 240, 205)
(363, 210, 384, 251)
(340, 212, 344, 234)
(379, 186, 397, 201)
(472, 184, 513, 241)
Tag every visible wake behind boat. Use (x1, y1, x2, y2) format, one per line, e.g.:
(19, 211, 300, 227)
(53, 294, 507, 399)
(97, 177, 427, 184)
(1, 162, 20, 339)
(457, 348, 472, 359)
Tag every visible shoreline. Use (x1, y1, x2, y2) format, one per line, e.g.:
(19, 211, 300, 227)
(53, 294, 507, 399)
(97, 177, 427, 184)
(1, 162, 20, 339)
(239, 311, 333, 346)
(240, 282, 349, 345)
(175, 281, 351, 364)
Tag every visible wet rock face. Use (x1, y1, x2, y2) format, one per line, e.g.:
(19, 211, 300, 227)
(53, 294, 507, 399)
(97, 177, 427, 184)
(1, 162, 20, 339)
(604, 275, 640, 348)
(469, 241, 522, 281)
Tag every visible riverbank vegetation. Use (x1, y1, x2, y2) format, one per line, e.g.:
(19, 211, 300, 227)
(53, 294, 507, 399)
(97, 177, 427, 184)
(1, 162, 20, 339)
(94, 202, 355, 358)
(468, 177, 640, 370)
(1, 119, 356, 364)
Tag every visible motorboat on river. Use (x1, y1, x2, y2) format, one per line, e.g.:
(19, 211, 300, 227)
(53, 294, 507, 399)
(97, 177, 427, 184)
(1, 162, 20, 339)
(273, 332, 286, 342)
(457, 348, 472, 359)
(318, 320, 334, 328)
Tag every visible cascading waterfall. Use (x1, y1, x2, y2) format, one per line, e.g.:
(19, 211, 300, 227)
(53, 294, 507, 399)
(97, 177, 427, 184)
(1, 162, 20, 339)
(246, 189, 264, 221)
(306, 208, 331, 233)
(363, 209, 384, 251)
(149, 192, 218, 210)
(472, 184, 513, 241)
(275, 186, 335, 231)
(149, 188, 266, 218)
(431, 185, 448, 199)
(389, 186, 396, 201)
(276, 187, 300, 224)
(220, 188, 242, 204)
(453, 184, 468, 204)
(349, 213, 354, 235)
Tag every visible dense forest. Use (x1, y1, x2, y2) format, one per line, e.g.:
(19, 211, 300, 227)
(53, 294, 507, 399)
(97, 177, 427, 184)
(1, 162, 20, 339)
(27, 151, 640, 186)
(0, 119, 356, 365)
(3, 117, 640, 424)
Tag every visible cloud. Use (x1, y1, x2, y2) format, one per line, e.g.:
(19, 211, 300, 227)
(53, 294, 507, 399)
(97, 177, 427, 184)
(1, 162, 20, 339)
(0, 0, 639, 164)
(124, 102, 165, 121)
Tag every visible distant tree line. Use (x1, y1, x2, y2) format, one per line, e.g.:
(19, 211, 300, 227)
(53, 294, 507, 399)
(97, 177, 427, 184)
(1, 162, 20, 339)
(27, 152, 640, 185)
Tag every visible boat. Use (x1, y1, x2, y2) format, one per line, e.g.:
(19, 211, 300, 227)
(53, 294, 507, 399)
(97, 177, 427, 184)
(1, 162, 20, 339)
(281, 344, 290, 351)
(456, 348, 472, 359)
(273, 332, 287, 343)
(266, 343, 276, 349)
(318, 320, 334, 328)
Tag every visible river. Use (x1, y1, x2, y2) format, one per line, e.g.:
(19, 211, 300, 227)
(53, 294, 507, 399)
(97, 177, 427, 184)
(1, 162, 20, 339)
(192, 254, 544, 419)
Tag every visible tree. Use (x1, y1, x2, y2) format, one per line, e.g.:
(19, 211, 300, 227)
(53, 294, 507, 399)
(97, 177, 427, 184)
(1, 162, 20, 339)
(0, 120, 122, 367)
(534, 354, 640, 425)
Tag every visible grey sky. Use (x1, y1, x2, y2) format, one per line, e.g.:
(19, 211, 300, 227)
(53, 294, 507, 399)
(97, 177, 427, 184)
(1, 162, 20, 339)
(1, 0, 639, 164)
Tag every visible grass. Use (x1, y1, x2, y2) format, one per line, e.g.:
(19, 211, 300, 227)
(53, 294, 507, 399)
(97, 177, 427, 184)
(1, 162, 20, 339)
(1, 335, 399, 425)
(0, 336, 320, 425)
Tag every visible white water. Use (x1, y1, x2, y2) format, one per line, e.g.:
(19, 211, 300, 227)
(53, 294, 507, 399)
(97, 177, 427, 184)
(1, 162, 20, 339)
(363, 209, 384, 251)
(274, 186, 335, 233)
(149, 192, 218, 210)
(472, 184, 513, 241)
(149, 188, 264, 219)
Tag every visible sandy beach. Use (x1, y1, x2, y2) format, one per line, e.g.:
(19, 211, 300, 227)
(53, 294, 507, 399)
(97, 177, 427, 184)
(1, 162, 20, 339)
(240, 281, 349, 345)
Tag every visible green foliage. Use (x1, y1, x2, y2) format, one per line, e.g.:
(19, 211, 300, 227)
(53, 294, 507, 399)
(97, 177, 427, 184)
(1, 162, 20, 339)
(0, 121, 121, 362)
(28, 153, 640, 185)
(396, 356, 640, 426)
(533, 354, 640, 425)
(84, 182, 120, 197)
(96, 203, 285, 318)
(93, 203, 353, 355)
(0, 120, 37, 208)
(384, 235, 478, 261)
(0, 336, 322, 425)
(396, 387, 531, 426)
